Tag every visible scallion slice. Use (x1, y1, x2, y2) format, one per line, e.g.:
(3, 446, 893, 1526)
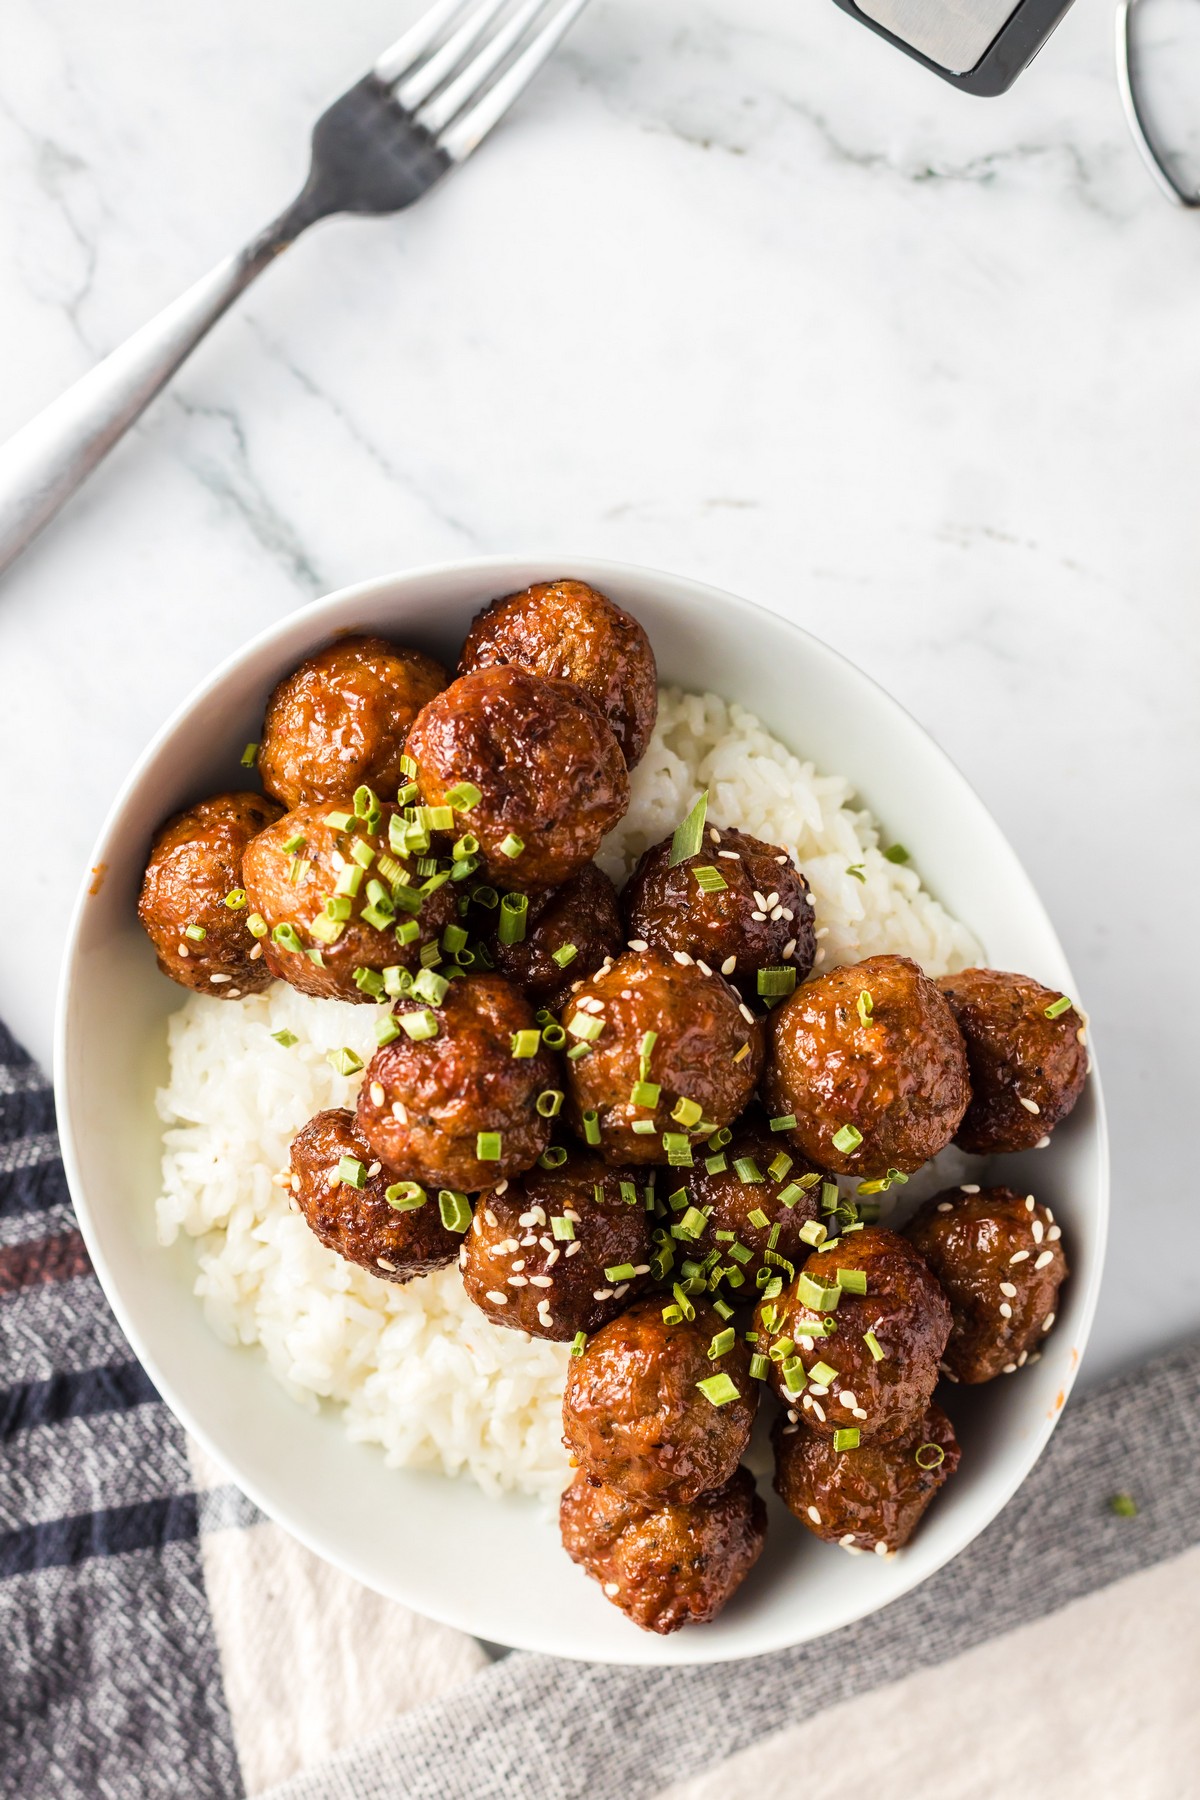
(696, 1372, 739, 1407)
(385, 1181, 426, 1211)
(497, 833, 525, 859)
(327, 1047, 364, 1077)
(833, 1428, 860, 1452)
(831, 1123, 864, 1154)
(511, 1029, 542, 1059)
(1044, 994, 1073, 1019)
(669, 790, 708, 866)
(550, 943, 578, 969)
(757, 965, 796, 999)
(914, 1442, 945, 1470)
(438, 1189, 472, 1232)
(497, 892, 528, 946)
(691, 864, 727, 894)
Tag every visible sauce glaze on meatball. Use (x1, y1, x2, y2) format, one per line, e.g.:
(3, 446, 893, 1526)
(138, 792, 283, 997)
(406, 666, 630, 891)
(623, 826, 816, 996)
(289, 1108, 461, 1283)
(773, 1401, 959, 1556)
(753, 1226, 952, 1442)
(562, 1297, 757, 1505)
(459, 579, 658, 768)
(241, 800, 456, 1002)
(937, 969, 1088, 1156)
(562, 948, 764, 1167)
(905, 1184, 1067, 1383)
(560, 1465, 766, 1634)
(763, 953, 971, 1178)
(479, 863, 623, 1013)
(258, 635, 447, 811)
(460, 1150, 654, 1340)
(356, 973, 555, 1192)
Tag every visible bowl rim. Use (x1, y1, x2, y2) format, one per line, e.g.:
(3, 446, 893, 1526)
(53, 552, 1110, 1664)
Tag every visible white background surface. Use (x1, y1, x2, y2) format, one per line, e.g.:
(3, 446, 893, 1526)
(0, 0, 1196, 1389)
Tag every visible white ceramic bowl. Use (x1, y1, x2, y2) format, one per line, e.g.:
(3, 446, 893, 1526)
(55, 556, 1108, 1666)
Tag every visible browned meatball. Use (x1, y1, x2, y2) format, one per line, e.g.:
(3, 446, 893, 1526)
(563, 1297, 757, 1505)
(905, 1185, 1067, 1383)
(561, 948, 764, 1167)
(676, 1119, 823, 1288)
(480, 863, 623, 1013)
(406, 666, 629, 891)
(937, 969, 1088, 1156)
(257, 635, 447, 811)
(753, 1226, 951, 1443)
(560, 1466, 766, 1634)
(289, 1108, 461, 1283)
(138, 792, 284, 997)
(241, 800, 457, 1002)
(460, 1151, 654, 1339)
(623, 826, 816, 997)
(459, 580, 657, 769)
(773, 1402, 959, 1556)
(763, 954, 971, 1179)
(356, 973, 555, 1192)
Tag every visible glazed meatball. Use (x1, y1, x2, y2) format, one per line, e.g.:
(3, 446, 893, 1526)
(763, 954, 971, 1179)
(257, 635, 447, 811)
(773, 1401, 959, 1556)
(753, 1226, 951, 1442)
(406, 666, 629, 891)
(460, 1151, 654, 1339)
(905, 1185, 1068, 1383)
(138, 791, 283, 996)
(563, 1297, 757, 1505)
(623, 825, 816, 996)
(356, 973, 555, 1191)
(560, 1465, 766, 1634)
(561, 948, 764, 1167)
(459, 579, 657, 768)
(677, 1119, 823, 1287)
(241, 800, 457, 1002)
(289, 1109, 461, 1284)
(937, 969, 1088, 1156)
(479, 863, 623, 1013)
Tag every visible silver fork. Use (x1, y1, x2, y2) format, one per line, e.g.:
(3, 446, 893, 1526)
(0, 0, 589, 579)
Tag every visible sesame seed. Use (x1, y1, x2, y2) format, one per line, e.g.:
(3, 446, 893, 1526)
(721, 956, 737, 975)
(459, 1246, 467, 1266)
(815, 926, 829, 938)
(1036, 1135, 1051, 1149)
(840, 1391, 858, 1409)
(1018, 1350, 1029, 1366)
(484, 1208, 498, 1227)
(546, 1248, 560, 1267)
(1025, 1195, 1036, 1211)
(717, 850, 741, 860)
(753, 890, 767, 909)
(520, 1233, 537, 1247)
(999, 1302, 1013, 1318)
(1044, 1206, 1055, 1223)
(391, 1102, 407, 1123)
(696, 960, 712, 977)
(563, 1208, 581, 1221)
(961, 1184, 980, 1194)
(248, 945, 263, 960)
(593, 1288, 613, 1301)
(604, 1582, 620, 1596)
(511, 1258, 526, 1271)
(874, 1541, 889, 1557)
(494, 1180, 508, 1196)
(709, 828, 721, 844)
(370, 1082, 385, 1106)
(787, 1408, 799, 1424)
(770, 906, 784, 921)
(1018, 1096, 1041, 1114)
(627, 939, 648, 952)
(530, 1274, 554, 1287)
(806, 893, 816, 906)
(1047, 1225, 1061, 1241)
(178, 944, 190, 958)
(673, 951, 693, 966)
(808, 1384, 829, 1398)
(614, 1283, 630, 1298)
(853, 1407, 868, 1420)
(209, 973, 232, 984)
(377, 1257, 397, 1271)
(366, 1162, 380, 1178)
(751, 911, 767, 922)
(1034, 1250, 1054, 1270)
(811, 1400, 826, 1422)
(518, 1211, 537, 1226)
(508, 1275, 528, 1287)
(1000, 1281, 1017, 1297)
(539, 1235, 554, 1252)
(775, 854, 788, 865)
(228, 989, 242, 999)
(290, 1174, 300, 1192)
(765, 893, 779, 910)
(783, 939, 796, 959)
(782, 908, 794, 922)
(1032, 1219, 1044, 1243)
(1003, 1362, 1017, 1374)
(937, 1202, 953, 1213)
(807, 1506, 821, 1524)
(938, 1362, 960, 1383)
(566, 1242, 581, 1257)
(840, 1533, 857, 1548)
(1010, 1249, 1030, 1264)
(1043, 1312, 1055, 1331)
(739, 1003, 755, 1024)
(486, 1290, 508, 1305)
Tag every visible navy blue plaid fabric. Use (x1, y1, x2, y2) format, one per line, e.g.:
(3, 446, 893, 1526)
(0, 1020, 242, 1800)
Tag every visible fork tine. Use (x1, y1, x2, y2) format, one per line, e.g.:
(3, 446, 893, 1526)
(416, 0, 546, 136)
(374, 0, 472, 86)
(435, 0, 589, 162)
(395, 0, 510, 111)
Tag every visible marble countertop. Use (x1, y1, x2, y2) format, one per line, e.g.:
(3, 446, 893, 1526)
(1, 0, 1197, 1387)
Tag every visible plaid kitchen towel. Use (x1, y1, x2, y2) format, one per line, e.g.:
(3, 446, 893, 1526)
(2, 1007, 1198, 1800)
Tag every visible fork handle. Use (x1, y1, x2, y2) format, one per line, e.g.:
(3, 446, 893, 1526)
(0, 223, 292, 579)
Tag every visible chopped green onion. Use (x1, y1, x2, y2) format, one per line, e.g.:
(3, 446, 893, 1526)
(582, 1111, 601, 1146)
(728, 1241, 753, 1265)
(374, 1012, 401, 1047)
(452, 835, 479, 863)
(395, 781, 419, 807)
(833, 1428, 861, 1452)
(669, 790, 709, 867)
(246, 912, 268, 939)
(497, 892, 528, 945)
(781, 1357, 807, 1394)
(538, 1146, 568, 1169)
(271, 1028, 298, 1048)
(438, 1190, 472, 1232)
(668, 1188, 688, 1212)
(399, 753, 418, 778)
(777, 1183, 806, 1210)
(333, 865, 364, 899)
(570, 1331, 587, 1357)
(605, 1263, 637, 1283)
(746, 1207, 770, 1231)
(769, 1114, 796, 1133)
(696, 1372, 739, 1407)
(856, 989, 874, 1027)
(708, 1327, 736, 1359)
(664, 1138, 695, 1167)
(831, 1123, 864, 1154)
(630, 1080, 660, 1109)
(836, 1268, 868, 1295)
(442, 923, 468, 954)
(444, 781, 482, 812)
(385, 1181, 426, 1211)
(223, 888, 248, 911)
(798, 1221, 827, 1247)
(733, 1157, 763, 1184)
(541, 1022, 567, 1049)
(183, 924, 206, 942)
(240, 742, 258, 767)
(767, 1153, 794, 1183)
(749, 1354, 770, 1381)
(846, 863, 866, 883)
(411, 967, 449, 1007)
(511, 1029, 542, 1059)
(350, 839, 376, 870)
(821, 1180, 840, 1211)
(712, 1296, 734, 1321)
(567, 1012, 604, 1043)
(326, 810, 356, 832)
(498, 833, 525, 859)
(915, 1442, 946, 1470)
(327, 1047, 364, 1076)
(705, 1153, 728, 1175)
(476, 1132, 502, 1161)
(661, 1303, 683, 1326)
(808, 1359, 838, 1386)
(1044, 994, 1073, 1019)
(795, 1273, 841, 1312)
(471, 884, 500, 910)
(671, 1096, 703, 1128)
(620, 1180, 638, 1206)
(1109, 1492, 1138, 1517)
(639, 1031, 658, 1079)
(395, 919, 421, 946)
(883, 844, 910, 865)
(863, 1329, 884, 1362)
(757, 965, 797, 999)
(692, 864, 728, 894)
(399, 1009, 439, 1041)
(353, 785, 379, 819)
(352, 967, 386, 999)
(630, 1119, 656, 1134)
(675, 1206, 707, 1241)
(550, 943, 578, 969)
(551, 1215, 575, 1242)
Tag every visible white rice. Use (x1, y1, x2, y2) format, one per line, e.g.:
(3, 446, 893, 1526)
(156, 686, 982, 1504)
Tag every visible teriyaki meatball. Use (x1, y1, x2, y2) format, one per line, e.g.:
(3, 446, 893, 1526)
(937, 968, 1088, 1156)
(478, 862, 623, 1013)
(773, 1401, 959, 1556)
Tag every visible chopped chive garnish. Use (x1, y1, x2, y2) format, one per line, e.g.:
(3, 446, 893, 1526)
(883, 844, 910, 865)
(497, 892, 528, 945)
(746, 1207, 770, 1231)
(352, 967, 386, 999)
(631, 1118, 656, 1134)
(271, 1028, 298, 1048)
(1044, 994, 1073, 1019)
(846, 863, 866, 883)
(795, 1273, 841, 1312)
(223, 888, 248, 911)
(833, 1428, 861, 1452)
(444, 781, 482, 812)
(669, 791, 709, 867)
(781, 1357, 807, 1394)
(705, 1153, 728, 1175)
(696, 1372, 739, 1407)
(399, 753, 418, 778)
(671, 1283, 696, 1321)
(327, 1047, 364, 1076)
(757, 966, 797, 1003)
(567, 1013, 604, 1042)
(620, 1180, 639, 1206)
(246, 912, 268, 939)
(282, 832, 306, 855)
(836, 1268, 868, 1294)
(475, 1132, 502, 1161)
(333, 865, 364, 899)
(605, 1263, 636, 1283)
(550, 943, 578, 969)
(535, 1088, 564, 1118)
(551, 1215, 575, 1242)
(511, 1029, 542, 1059)
(582, 1110, 601, 1146)
(749, 1354, 769, 1381)
(630, 1080, 661, 1109)
(570, 1331, 587, 1357)
(831, 1123, 864, 1154)
(671, 1096, 703, 1128)
(438, 1189, 472, 1232)
(497, 833, 525, 859)
(541, 1022, 567, 1049)
(442, 923, 468, 954)
(692, 864, 728, 894)
(240, 742, 258, 767)
(675, 1206, 707, 1241)
(1109, 1492, 1138, 1517)
(326, 810, 355, 832)
(471, 884, 500, 910)
(821, 1180, 840, 1211)
(395, 919, 421, 946)
(856, 989, 874, 1027)
(375, 1012, 401, 1046)
(538, 1146, 568, 1169)
(668, 1188, 688, 1212)
(639, 1031, 658, 1080)
(399, 1009, 438, 1041)
(808, 1359, 838, 1386)
(452, 835, 479, 863)
(350, 839, 376, 870)
(661, 1303, 683, 1326)
(411, 967, 449, 1007)
(733, 1157, 763, 1184)
(385, 1181, 426, 1211)
(707, 1126, 733, 1150)
(183, 924, 206, 942)
(708, 1327, 736, 1359)
(863, 1329, 884, 1362)
(732, 1043, 751, 1064)
(915, 1442, 946, 1470)
(799, 1220, 827, 1246)
(767, 1152, 794, 1183)
(777, 1183, 805, 1210)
